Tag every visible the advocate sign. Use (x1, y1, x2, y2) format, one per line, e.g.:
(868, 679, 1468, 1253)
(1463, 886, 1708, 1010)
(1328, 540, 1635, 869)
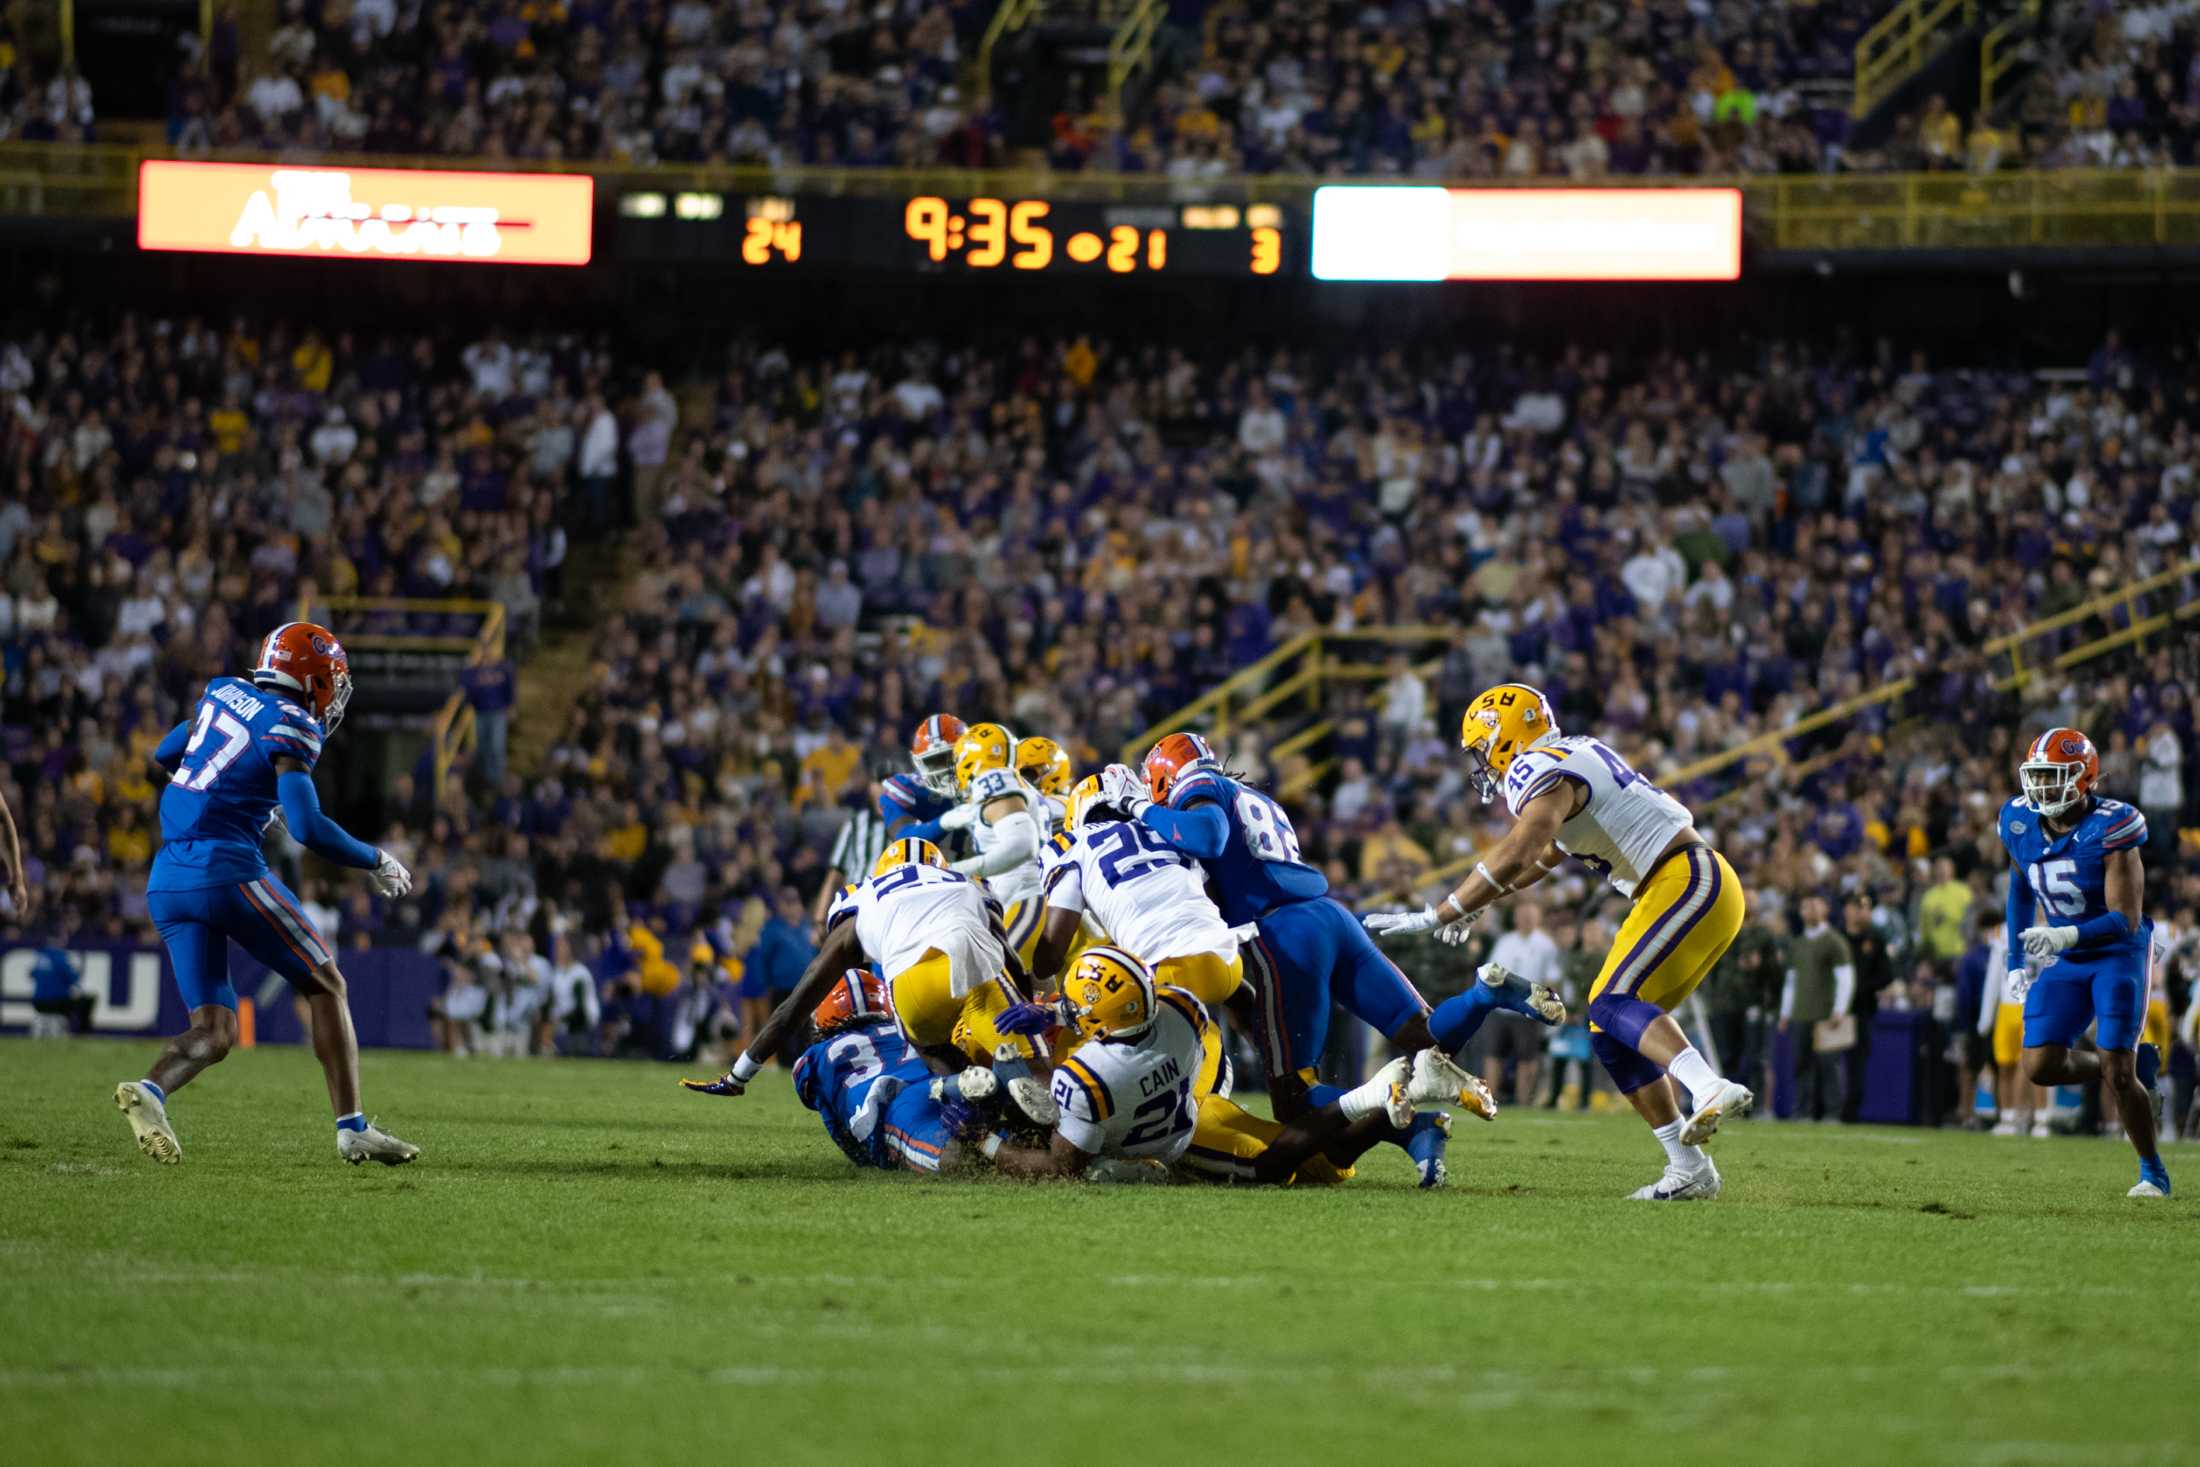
(138, 161, 594, 265)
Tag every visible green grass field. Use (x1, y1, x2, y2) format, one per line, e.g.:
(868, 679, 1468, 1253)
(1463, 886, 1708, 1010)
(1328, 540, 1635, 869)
(2, 1038, 2190, 1467)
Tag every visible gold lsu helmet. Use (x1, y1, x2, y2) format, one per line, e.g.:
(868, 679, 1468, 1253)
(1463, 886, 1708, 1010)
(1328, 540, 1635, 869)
(1059, 945, 1156, 1040)
(1458, 682, 1558, 803)
(952, 722, 1017, 796)
(871, 837, 948, 879)
(1013, 734, 1072, 797)
(1063, 772, 1108, 833)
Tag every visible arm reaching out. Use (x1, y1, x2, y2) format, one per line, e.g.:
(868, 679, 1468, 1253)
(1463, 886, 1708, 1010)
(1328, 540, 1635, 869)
(274, 762, 382, 870)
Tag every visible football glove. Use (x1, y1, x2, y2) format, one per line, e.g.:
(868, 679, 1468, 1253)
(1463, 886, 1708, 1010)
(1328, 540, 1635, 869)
(1436, 909, 1482, 945)
(1363, 906, 1441, 938)
(938, 802, 978, 832)
(1100, 762, 1146, 810)
(371, 849, 413, 898)
(994, 1001, 1058, 1037)
(2004, 967, 2034, 1007)
(678, 1072, 747, 1097)
(2020, 924, 2078, 960)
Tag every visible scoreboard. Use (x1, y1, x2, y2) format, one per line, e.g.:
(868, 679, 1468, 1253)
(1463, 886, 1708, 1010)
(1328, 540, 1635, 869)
(617, 191, 1293, 279)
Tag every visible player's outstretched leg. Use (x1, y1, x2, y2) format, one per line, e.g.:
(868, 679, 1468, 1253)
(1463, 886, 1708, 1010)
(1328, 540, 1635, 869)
(118, 1001, 240, 1165)
(1420, 963, 1566, 1058)
(299, 962, 419, 1166)
(1251, 1059, 1413, 1184)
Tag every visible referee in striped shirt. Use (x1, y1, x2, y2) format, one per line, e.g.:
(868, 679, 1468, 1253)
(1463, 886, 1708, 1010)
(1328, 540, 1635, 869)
(812, 804, 889, 933)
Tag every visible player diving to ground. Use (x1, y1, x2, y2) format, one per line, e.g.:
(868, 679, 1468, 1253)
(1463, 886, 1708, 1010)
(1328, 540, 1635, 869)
(115, 622, 418, 1166)
(1363, 684, 1753, 1201)
(2001, 728, 2170, 1198)
(681, 837, 1046, 1098)
(969, 946, 1418, 1184)
(937, 723, 1051, 969)
(789, 970, 1023, 1174)
(1098, 735, 1560, 1188)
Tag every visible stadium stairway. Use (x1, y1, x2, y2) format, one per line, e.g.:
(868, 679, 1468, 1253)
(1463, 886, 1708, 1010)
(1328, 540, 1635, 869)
(507, 536, 640, 778)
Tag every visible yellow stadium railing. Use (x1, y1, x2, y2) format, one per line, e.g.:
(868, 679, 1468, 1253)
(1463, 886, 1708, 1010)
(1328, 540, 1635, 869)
(1854, 0, 1975, 118)
(977, 0, 1047, 106)
(1106, 0, 1165, 122)
(295, 594, 507, 800)
(17, 141, 2200, 253)
(1979, 0, 2040, 115)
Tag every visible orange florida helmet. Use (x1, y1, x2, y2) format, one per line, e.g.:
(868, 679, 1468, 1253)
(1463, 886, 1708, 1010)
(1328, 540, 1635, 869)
(2019, 727, 2099, 819)
(811, 969, 893, 1037)
(910, 714, 967, 795)
(1143, 731, 1217, 805)
(252, 621, 354, 731)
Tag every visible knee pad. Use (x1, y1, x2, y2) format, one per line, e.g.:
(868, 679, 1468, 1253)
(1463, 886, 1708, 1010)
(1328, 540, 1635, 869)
(1591, 1030, 1665, 1095)
(1587, 990, 1662, 1051)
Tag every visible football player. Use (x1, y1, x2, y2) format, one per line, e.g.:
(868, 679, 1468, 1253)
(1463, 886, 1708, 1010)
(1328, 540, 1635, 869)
(973, 947, 1414, 1184)
(1363, 684, 1752, 1201)
(114, 622, 418, 1167)
(681, 838, 1043, 1097)
(2000, 728, 2169, 1197)
(1099, 735, 1555, 1187)
(939, 724, 1049, 969)
(810, 714, 966, 932)
(782, 970, 1001, 1174)
(1014, 734, 1074, 836)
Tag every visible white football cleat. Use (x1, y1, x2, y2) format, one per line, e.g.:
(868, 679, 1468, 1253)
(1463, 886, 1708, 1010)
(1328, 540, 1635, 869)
(1341, 1057, 1416, 1129)
(1628, 1159, 1721, 1201)
(114, 1081, 181, 1165)
(1990, 1115, 2021, 1136)
(1408, 1048, 1498, 1121)
(1679, 1079, 1754, 1147)
(2128, 1180, 2168, 1198)
(929, 1068, 1000, 1103)
(338, 1121, 420, 1166)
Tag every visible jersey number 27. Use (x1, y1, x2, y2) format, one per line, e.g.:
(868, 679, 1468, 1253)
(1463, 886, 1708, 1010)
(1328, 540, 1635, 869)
(178, 704, 252, 792)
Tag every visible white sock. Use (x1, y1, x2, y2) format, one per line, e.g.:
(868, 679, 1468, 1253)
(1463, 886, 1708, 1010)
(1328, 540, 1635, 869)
(1653, 1119, 1705, 1172)
(1339, 1072, 1395, 1121)
(1667, 1046, 1725, 1105)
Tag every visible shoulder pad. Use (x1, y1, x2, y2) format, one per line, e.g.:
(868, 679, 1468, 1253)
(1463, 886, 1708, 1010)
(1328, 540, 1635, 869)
(1051, 1053, 1116, 1124)
(1168, 768, 1229, 808)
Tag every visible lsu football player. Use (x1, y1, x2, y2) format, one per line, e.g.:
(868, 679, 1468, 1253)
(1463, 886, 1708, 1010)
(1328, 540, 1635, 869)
(972, 947, 1415, 1184)
(682, 838, 1043, 1098)
(1364, 684, 1753, 1201)
(1014, 734, 1074, 835)
(785, 971, 997, 1173)
(1100, 734, 1551, 1187)
(938, 724, 1050, 969)
(1029, 774, 1245, 1011)
(1999, 728, 2168, 1197)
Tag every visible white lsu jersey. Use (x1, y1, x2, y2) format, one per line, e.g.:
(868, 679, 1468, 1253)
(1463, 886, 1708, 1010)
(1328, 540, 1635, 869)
(1504, 735, 1693, 899)
(1050, 986, 1208, 1162)
(827, 864, 1005, 998)
(966, 766, 1046, 906)
(1041, 821, 1238, 966)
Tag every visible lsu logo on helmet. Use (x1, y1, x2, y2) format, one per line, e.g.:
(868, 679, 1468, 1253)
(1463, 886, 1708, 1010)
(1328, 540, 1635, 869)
(1457, 683, 1556, 802)
(872, 837, 948, 878)
(1059, 945, 1156, 1040)
(812, 970, 893, 1037)
(953, 722, 1017, 797)
(1064, 772, 1110, 832)
(1142, 731, 1216, 805)
(1014, 735, 1072, 797)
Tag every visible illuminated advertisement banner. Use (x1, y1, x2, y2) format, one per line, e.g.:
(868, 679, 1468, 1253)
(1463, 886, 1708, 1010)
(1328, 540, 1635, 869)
(138, 161, 594, 265)
(1312, 186, 1741, 281)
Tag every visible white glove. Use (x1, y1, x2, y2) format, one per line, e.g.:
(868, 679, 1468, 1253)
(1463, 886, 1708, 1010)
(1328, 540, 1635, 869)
(1101, 763, 1146, 809)
(1436, 909, 1482, 945)
(1363, 905, 1441, 938)
(2020, 924, 2078, 961)
(938, 801, 978, 832)
(372, 848, 413, 898)
(2005, 967, 2034, 1007)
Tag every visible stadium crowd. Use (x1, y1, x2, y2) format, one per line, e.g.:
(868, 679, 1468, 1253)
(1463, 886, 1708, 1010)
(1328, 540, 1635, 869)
(2, 313, 2196, 1127)
(4, 0, 2152, 179)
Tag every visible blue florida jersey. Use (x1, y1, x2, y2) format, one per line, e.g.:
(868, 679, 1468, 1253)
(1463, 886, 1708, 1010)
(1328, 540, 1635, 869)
(1155, 767, 1327, 925)
(150, 677, 326, 892)
(792, 1020, 931, 1168)
(878, 772, 952, 830)
(1999, 795, 2147, 966)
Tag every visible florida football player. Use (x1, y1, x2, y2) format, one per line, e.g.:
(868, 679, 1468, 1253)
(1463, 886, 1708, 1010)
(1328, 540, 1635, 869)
(681, 838, 1043, 1097)
(115, 623, 418, 1167)
(1099, 736, 1554, 1187)
(786, 970, 1000, 1174)
(973, 947, 1415, 1184)
(2001, 728, 2169, 1198)
(1363, 685, 1753, 1201)
(888, 713, 966, 840)
(939, 724, 1049, 968)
